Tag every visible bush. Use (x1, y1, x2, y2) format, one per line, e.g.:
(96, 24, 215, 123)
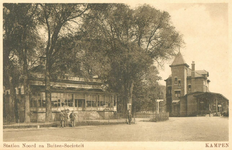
(149, 112, 169, 122)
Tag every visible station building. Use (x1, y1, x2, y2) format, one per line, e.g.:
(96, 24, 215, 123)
(165, 52, 229, 117)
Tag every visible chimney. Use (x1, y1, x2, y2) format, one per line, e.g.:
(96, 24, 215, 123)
(191, 61, 195, 78)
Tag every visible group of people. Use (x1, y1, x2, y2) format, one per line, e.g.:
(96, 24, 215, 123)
(60, 109, 76, 128)
(60, 109, 132, 127)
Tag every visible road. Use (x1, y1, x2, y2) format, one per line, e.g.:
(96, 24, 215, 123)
(3, 117, 228, 141)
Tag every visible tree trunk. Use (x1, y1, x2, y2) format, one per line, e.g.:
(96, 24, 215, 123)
(14, 96, 19, 123)
(45, 57, 52, 122)
(23, 60, 30, 123)
(123, 86, 128, 116)
(123, 81, 134, 117)
(128, 81, 134, 116)
(8, 76, 16, 122)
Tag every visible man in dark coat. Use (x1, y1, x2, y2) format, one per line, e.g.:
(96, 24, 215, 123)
(64, 109, 69, 127)
(60, 111, 65, 128)
(69, 111, 76, 127)
(127, 110, 132, 125)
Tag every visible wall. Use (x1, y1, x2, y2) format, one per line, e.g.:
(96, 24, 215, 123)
(180, 97, 187, 116)
(193, 78, 204, 92)
(30, 110, 112, 122)
(171, 65, 188, 100)
(186, 94, 198, 116)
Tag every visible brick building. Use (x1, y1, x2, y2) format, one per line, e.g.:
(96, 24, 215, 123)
(165, 52, 229, 116)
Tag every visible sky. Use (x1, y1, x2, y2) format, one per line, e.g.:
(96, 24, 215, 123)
(129, 3, 231, 99)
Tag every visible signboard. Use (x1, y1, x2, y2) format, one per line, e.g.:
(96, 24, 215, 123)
(156, 99, 163, 102)
(218, 105, 222, 107)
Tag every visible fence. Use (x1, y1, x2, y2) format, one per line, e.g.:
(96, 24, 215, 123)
(135, 112, 169, 122)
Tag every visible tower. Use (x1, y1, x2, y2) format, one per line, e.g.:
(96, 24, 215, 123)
(169, 52, 189, 116)
(170, 52, 189, 100)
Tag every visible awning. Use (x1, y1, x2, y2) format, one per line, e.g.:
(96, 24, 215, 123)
(172, 100, 180, 103)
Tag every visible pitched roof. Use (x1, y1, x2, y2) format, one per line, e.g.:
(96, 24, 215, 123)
(194, 92, 229, 101)
(187, 69, 209, 78)
(171, 52, 188, 66)
(196, 70, 208, 75)
(165, 69, 209, 81)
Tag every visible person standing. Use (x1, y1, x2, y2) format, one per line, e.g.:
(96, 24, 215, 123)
(60, 111, 65, 128)
(70, 111, 76, 127)
(127, 110, 132, 125)
(64, 109, 69, 127)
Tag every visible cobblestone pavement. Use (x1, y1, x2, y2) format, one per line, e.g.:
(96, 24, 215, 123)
(3, 117, 228, 142)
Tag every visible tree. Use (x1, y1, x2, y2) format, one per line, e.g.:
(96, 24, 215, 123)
(3, 4, 40, 123)
(81, 4, 183, 115)
(38, 4, 91, 122)
(133, 66, 162, 112)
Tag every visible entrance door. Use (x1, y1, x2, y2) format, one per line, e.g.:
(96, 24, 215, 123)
(172, 103, 180, 116)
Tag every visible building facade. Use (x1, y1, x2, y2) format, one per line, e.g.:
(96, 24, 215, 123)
(4, 64, 118, 122)
(165, 52, 229, 116)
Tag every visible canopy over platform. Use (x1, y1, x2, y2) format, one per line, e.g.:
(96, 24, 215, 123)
(194, 92, 229, 101)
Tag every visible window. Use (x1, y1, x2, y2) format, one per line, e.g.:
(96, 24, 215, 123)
(60, 93, 73, 107)
(174, 78, 177, 84)
(87, 101, 92, 107)
(51, 93, 58, 107)
(38, 92, 46, 107)
(175, 91, 181, 98)
(92, 101, 97, 107)
(188, 85, 191, 91)
(77, 99, 85, 107)
(65, 99, 73, 107)
(18, 88, 21, 95)
(178, 80, 181, 87)
(92, 95, 97, 107)
(98, 101, 105, 106)
(98, 95, 106, 106)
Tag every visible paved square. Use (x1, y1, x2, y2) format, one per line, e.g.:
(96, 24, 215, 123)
(3, 117, 228, 141)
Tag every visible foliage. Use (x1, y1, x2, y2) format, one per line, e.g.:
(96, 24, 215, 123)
(80, 4, 183, 113)
(3, 3, 184, 122)
(3, 3, 41, 122)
